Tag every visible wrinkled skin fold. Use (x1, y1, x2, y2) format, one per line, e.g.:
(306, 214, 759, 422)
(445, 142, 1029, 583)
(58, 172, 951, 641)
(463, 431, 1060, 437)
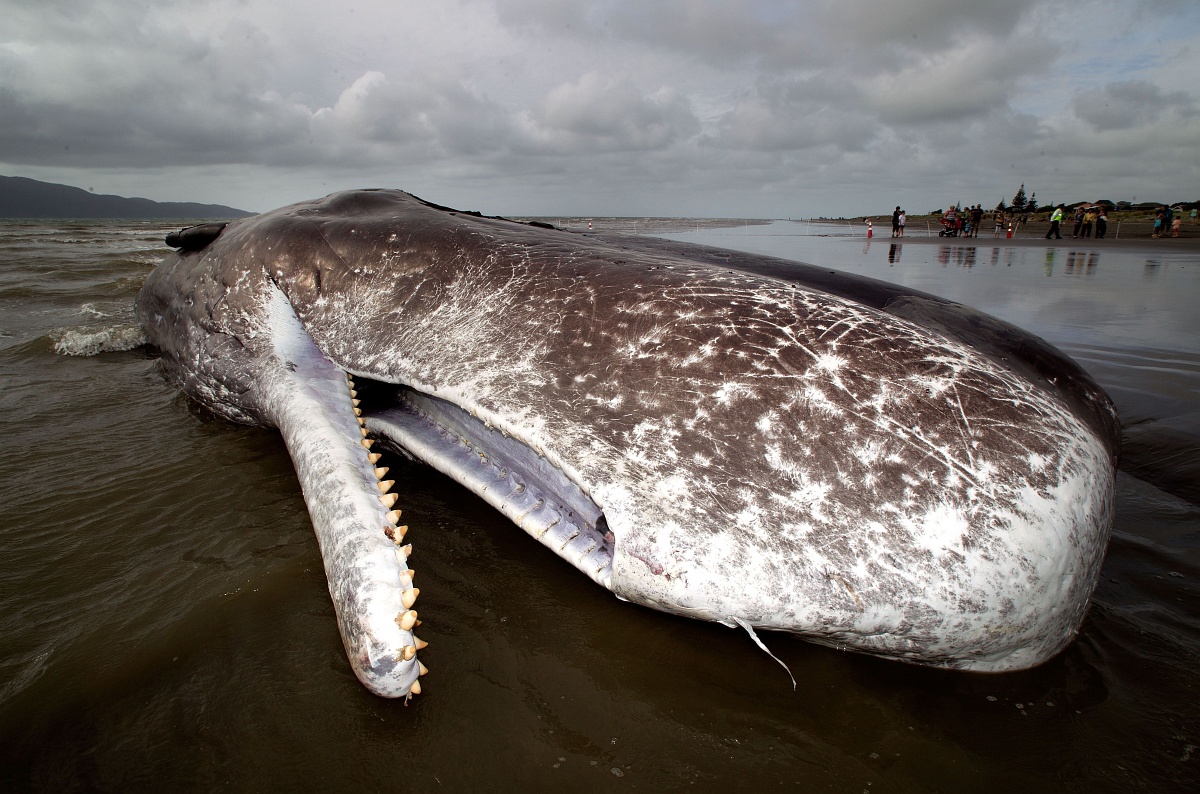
(135, 189, 1119, 696)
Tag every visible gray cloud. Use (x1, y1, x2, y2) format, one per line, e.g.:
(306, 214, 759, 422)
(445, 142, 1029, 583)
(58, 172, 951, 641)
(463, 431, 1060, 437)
(495, 0, 1043, 73)
(526, 72, 699, 152)
(1072, 80, 1196, 131)
(705, 77, 877, 152)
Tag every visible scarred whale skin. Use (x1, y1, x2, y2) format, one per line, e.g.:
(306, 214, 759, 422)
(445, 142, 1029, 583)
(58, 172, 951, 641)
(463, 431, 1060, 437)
(136, 189, 1119, 695)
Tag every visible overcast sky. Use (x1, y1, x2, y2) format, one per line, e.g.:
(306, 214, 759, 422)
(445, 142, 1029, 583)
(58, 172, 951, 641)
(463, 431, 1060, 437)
(2, 0, 1196, 217)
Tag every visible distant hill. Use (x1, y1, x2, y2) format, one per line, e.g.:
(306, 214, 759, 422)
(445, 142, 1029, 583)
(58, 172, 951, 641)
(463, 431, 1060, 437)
(0, 175, 254, 219)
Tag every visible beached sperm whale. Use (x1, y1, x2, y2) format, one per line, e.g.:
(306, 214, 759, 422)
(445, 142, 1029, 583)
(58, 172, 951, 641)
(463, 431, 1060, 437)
(135, 189, 1119, 698)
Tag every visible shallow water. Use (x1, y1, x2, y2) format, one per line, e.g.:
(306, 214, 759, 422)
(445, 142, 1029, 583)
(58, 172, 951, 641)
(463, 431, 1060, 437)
(1, 219, 1197, 791)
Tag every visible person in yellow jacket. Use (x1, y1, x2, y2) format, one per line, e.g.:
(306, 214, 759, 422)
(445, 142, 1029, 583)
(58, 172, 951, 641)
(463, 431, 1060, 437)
(1045, 204, 1064, 239)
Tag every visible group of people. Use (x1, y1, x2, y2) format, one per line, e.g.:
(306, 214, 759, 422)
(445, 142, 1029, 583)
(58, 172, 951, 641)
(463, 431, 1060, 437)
(941, 204, 1005, 238)
(1153, 205, 1183, 238)
(897, 201, 1190, 241)
(1045, 204, 1109, 239)
(1045, 203, 1187, 240)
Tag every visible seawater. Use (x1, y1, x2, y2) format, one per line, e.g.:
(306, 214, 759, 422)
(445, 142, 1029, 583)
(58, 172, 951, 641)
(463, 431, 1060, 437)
(0, 219, 1197, 791)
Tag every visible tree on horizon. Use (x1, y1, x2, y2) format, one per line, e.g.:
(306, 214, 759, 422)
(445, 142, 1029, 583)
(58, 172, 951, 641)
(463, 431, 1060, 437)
(1011, 183, 1028, 212)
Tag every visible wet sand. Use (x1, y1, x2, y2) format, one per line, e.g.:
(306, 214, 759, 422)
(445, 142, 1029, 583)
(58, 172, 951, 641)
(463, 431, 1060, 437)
(889, 233, 1200, 254)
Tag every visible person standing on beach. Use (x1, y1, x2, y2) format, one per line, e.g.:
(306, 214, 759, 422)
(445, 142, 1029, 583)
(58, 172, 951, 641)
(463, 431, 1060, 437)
(1046, 205, 1064, 239)
(1172, 215, 1182, 237)
(970, 204, 984, 238)
(1096, 208, 1108, 239)
(993, 210, 1004, 238)
(898, 209, 906, 237)
(1081, 208, 1096, 239)
(1071, 206, 1084, 238)
(1153, 206, 1164, 238)
(891, 206, 900, 238)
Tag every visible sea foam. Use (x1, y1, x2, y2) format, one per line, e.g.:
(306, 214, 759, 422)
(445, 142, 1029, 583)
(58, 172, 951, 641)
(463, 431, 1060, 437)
(50, 323, 147, 356)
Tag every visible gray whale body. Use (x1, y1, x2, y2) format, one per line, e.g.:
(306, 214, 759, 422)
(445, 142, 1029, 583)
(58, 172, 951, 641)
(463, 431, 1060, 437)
(135, 189, 1118, 698)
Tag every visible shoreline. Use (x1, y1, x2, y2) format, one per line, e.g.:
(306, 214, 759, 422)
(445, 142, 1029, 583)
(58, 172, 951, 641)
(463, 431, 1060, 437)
(862, 232, 1200, 254)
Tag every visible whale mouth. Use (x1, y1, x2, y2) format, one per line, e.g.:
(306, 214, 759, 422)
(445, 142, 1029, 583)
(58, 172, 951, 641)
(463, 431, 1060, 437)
(353, 378, 616, 589)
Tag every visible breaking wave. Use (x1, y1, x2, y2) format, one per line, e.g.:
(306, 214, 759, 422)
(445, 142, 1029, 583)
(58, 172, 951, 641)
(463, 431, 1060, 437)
(50, 323, 147, 356)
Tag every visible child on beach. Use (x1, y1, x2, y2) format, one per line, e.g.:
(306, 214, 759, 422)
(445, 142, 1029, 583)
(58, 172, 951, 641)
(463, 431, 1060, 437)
(1172, 216, 1182, 237)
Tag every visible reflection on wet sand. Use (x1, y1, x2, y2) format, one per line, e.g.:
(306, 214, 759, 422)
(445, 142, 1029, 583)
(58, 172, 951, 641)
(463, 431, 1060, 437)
(1064, 250, 1100, 276)
(936, 245, 978, 268)
(888, 242, 901, 264)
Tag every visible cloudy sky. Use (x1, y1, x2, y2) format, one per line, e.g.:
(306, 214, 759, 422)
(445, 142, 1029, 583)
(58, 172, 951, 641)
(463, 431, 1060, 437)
(2, 0, 1197, 217)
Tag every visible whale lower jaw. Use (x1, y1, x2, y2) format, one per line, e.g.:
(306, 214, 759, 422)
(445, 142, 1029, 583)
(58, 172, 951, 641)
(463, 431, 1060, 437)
(262, 286, 425, 698)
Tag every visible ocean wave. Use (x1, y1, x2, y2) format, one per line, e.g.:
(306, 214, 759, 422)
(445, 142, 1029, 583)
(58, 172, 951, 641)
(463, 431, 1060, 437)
(50, 323, 147, 356)
(79, 302, 113, 318)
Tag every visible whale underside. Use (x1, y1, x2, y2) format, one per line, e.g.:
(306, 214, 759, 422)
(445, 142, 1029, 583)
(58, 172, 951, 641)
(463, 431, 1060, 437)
(135, 189, 1119, 698)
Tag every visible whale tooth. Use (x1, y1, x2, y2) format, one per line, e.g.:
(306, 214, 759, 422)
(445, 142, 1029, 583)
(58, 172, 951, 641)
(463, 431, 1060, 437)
(395, 525, 408, 540)
(374, 466, 389, 479)
(360, 427, 369, 438)
(386, 509, 402, 524)
(352, 398, 360, 406)
(357, 416, 366, 427)
(361, 438, 374, 449)
(367, 452, 382, 463)
(418, 661, 429, 676)
(353, 407, 362, 416)
(401, 588, 419, 608)
(398, 610, 418, 630)
(405, 569, 415, 579)
(349, 390, 358, 398)
(409, 680, 421, 695)
(398, 543, 412, 558)
(414, 636, 429, 650)
(380, 493, 398, 509)
(378, 479, 395, 494)
(401, 645, 417, 661)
